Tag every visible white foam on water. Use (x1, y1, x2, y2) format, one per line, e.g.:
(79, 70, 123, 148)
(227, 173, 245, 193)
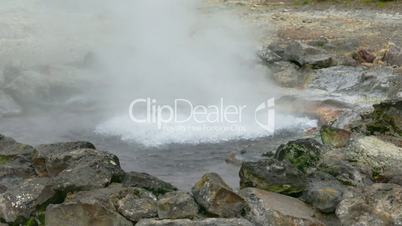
(95, 114, 317, 147)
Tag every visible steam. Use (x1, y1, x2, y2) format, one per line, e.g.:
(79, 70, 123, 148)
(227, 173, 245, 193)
(1, 0, 315, 146)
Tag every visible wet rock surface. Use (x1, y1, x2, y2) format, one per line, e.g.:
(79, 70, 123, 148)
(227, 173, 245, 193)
(240, 158, 306, 196)
(157, 191, 198, 219)
(122, 171, 177, 195)
(240, 187, 325, 226)
(136, 218, 254, 226)
(336, 183, 402, 226)
(191, 173, 246, 218)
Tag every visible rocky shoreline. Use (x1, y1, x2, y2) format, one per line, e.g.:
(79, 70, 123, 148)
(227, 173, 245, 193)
(1, 98, 401, 226)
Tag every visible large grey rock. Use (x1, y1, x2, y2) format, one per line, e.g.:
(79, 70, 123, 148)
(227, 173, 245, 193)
(309, 66, 364, 92)
(284, 41, 333, 69)
(116, 188, 158, 222)
(191, 173, 246, 218)
(122, 171, 177, 195)
(45, 184, 135, 226)
(157, 191, 198, 219)
(0, 135, 35, 179)
(50, 148, 125, 192)
(383, 42, 402, 66)
(0, 134, 35, 158)
(274, 138, 323, 173)
(136, 218, 254, 226)
(32, 141, 96, 176)
(240, 158, 306, 196)
(258, 47, 282, 63)
(336, 183, 402, 226)
(0, 177, 57, 223)
(271, 61, 301, 87)
(240, 188, 325, 226)
(302, 172, 346, 214)
(347, 136, 402, 183)
(319, 149, 372, 187)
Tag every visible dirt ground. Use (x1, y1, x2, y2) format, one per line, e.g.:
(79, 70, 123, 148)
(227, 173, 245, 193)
(209, 0, 402, 53)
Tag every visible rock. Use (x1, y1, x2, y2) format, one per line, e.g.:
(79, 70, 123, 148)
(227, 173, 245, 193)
(257, 47, 282, 63)
(348, 136, 402, 183)
(383, 42, 402, 66)
(45, 184, 136, 226)
(122, 172, 177, 195)
(191, 173, 246, 218)
(302, 172, 345, 213)
(0, 135, 36, 179)
(239, 158, 306, 196)
(50, 148, 125, 192)
(284, 41, 333, 69)
(0, 134, 35, 158)
(319, 149, 372, 186)
(116, 189, 158, 222)
(320, 125, 351, 148)
(32, 141, 96, 176)
(274, 138, 323, 172)
(353, 49, 376, 63)
(240, 188, 325, 226)
(0, 177, 59, 223)
(309, 66, 364, 92)
(157, 191, 198, 219)
(0, 90, 21, 117)
(336, 183, 402, 226)
(46, 202, 133, 226)
(360, 100, 402, 137)
(136, 218, 254, 226)
(271, 61, 301, 87)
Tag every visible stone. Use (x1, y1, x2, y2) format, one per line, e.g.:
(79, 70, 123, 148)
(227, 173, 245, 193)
(309, 66, 364, 92)
(361, 100, 402, 137)
(353, 49, 376, 63)
(50, 149, 125, 192)
(302, 172, 345, 213)
(239, 158, 306, 196)
(191, 173, 246, 218)
(45, 184, 138, 226)
(383, 42, 402, 66)
(116, 189, 158, 222)
(0, 135, 36, 179)
(271, 61, 301, 87)
(274, 138, 323, 172)
(0, 177, 58, 223)
(157, 191, 198, 219)
(32, 141, 96, 176)
(336, 183, 402, 226)
(122, 172, 177, 195)
(320, 125, 351, 148)
(240, 188, 325, 226)
(46, 203, 132, 226)
(319, 149, 372, 187)
(136, 218, 254, 226)
(257, 47, 282, 63)
(284, 41, 333, 69)
(0, 134, 35, 158)
(348, 136, 402, 183)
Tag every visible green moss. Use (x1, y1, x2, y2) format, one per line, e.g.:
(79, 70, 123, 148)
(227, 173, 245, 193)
(0, 155, 13, 165)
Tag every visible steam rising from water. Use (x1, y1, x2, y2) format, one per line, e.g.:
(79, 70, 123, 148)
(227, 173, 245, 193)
(1, 0, 316, 146)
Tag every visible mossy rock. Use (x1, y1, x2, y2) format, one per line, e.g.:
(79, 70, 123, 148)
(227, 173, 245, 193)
(274, 138, 323, 172)
(240, 159, 306, 196)
(320, 125, 351, 148)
